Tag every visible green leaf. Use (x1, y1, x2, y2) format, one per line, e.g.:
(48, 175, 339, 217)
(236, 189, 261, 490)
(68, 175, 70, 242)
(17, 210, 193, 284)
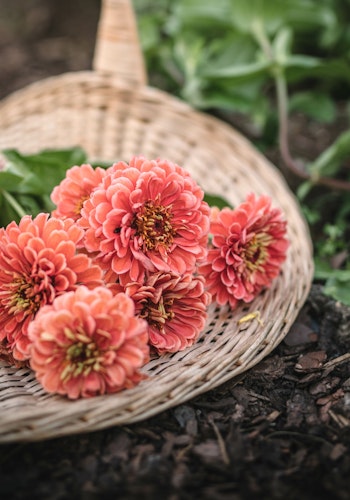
(309, 129, 350, 178)
(16, 194, 43, 218)
(286, 0, 336, 31)
(90, 160, 112, 169)
(0, 171, 24, 190)
(273, 26, 293, 64)
(314, 257, 350, 306)
(3, 147, 87, 174)
(300, 204, 321, 225)
(296, 180, 313, 201)
(315, 270, 350, 282)
(167, 0, 233, 33)
(314, 259, 350, 281)
(137, 16, 162, 52)
(201, 32, 268, 79)
(286, 58, 350, 85)
(323, 276, 350, 306)
(2, 147, 88, 195)
(0, 195, 20, 226)
(230, 0, 336, 36)
(203, 59, 271, 79)
(229, 0, 285, 35)
(0, 147, 89, 228)
(289, 91, 336, 124)
(25, 147, 87, 166)
(197, 91, 257, 113)
(1, 150, 31, 177)
(204, 193, 232, 210)
(284, 54, 322, 70)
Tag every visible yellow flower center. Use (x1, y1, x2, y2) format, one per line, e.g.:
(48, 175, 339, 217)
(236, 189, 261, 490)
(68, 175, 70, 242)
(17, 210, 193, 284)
(61, 329, 102, 381)
(140, 297, 175, 332)
(74, 194, 90, 215)
(244, 232, 271, 272)
(6, 276, 42, 317)
(133, 199, 176, 251)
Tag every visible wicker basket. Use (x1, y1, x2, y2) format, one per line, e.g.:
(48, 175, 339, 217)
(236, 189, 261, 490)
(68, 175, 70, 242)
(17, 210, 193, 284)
(0, 0, 313, 442)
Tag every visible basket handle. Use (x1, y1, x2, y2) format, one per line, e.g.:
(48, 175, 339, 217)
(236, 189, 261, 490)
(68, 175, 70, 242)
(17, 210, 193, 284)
(93, 0, 147, 86)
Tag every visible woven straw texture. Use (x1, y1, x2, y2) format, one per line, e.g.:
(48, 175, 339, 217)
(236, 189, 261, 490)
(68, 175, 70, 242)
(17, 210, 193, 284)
(0, 0, 313, 443)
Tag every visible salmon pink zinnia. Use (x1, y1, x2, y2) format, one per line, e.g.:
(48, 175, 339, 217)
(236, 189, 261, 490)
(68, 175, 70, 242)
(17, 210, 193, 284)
(123, 271, 211, 353)
(51, 163, 107, 221)
(79, 156, 211, 282)
(0, 213, 103, 362)
(28, 286, 150, 399)
(200, 193, 289, 309)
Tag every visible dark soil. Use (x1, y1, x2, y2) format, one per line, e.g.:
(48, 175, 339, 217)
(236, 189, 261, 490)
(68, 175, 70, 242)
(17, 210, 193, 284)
(1, 2, 350, 499)
(1, 286, 350, 500)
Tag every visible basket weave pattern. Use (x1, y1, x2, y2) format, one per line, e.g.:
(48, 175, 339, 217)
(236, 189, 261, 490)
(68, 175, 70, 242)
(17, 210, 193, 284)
(0, 0, 313, 442)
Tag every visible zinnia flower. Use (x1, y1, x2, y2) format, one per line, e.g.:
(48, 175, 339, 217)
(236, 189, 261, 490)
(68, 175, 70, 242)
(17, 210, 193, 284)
(79, 156, 210, 282)
(0, 213, 103, 362)
(51, 163, 107, 221)
(200, 193, 289, 308)
(28, 286, 150, 399)
(122, 271, 211, 353)
(0, 343, 27, 368)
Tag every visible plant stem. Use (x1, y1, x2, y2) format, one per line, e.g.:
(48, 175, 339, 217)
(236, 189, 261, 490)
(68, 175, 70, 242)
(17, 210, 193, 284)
(251, 19, 273, 61)
(2, 190, 27, 219)
(275, 70, 308, 180)
(252, 21, 350, 192)
(275, 70, 350, 191)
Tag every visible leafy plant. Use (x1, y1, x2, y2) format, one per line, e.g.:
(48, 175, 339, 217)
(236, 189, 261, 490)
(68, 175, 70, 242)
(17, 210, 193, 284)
(0, 148, 87, 226)
(133, 0, 350, 305)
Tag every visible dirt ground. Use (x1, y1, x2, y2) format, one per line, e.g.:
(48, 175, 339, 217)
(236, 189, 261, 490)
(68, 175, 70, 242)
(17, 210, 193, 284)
(1, 2, 350, 499)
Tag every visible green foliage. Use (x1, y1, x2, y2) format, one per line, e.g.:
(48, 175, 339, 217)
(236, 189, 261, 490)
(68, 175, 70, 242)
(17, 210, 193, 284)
(289, 92, 336, 123)
(134, 0, 350, 125)
(309, 129, 350, 178)
(204, 193, 233, 210)
(300, 186, 350, 305)
(133, 0, 350, 305)
(0, 147, 87, 227)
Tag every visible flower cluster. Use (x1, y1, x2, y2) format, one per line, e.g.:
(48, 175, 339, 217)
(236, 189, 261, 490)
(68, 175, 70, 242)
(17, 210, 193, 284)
(0, 155, 289, 399)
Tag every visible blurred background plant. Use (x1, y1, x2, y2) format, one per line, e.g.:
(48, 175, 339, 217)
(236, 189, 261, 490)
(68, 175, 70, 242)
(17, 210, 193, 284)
(133, 0, 350, 305)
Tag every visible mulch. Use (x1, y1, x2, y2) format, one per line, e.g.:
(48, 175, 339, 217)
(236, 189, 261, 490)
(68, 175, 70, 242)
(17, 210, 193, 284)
(0, 2, 349, 499)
